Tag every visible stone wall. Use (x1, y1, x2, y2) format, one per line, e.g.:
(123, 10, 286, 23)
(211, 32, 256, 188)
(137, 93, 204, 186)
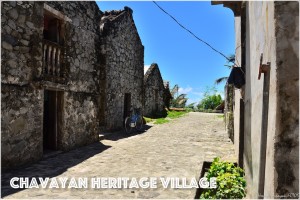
(62, 91, 99, 151)
(1, 85, 43, 170)
(1, 1, 102, 170)
(100, 7, 144, 131)
(242, 1, 298, 198)
(144, 63, 165, 117)
(1, 1, 44, 84)
(274, 1, 299, 196)
(215, 1, 299, 198)
(224, 84, 234, 142)
(45, 1, 102, 151)
(1, 1, 44, 170)
(233, 15, 242, 163)
(46, 1, 102, 93)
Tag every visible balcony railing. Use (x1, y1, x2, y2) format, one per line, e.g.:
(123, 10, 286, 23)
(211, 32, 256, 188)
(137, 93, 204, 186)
(43, 39, 64, 80)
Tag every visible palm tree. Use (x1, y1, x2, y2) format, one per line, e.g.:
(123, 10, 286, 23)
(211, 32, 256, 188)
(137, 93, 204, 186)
(169, 85, 189, 108)
(215, 54, 235, 85)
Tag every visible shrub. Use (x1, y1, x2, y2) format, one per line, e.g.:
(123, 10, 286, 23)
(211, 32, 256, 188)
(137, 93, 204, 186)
(197, 86, 223, 110)
(200, 157, 246, 199)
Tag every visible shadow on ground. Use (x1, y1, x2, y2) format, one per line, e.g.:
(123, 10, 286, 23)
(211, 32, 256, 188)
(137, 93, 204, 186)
(103, 125, 152, 141)
(1, 142, 110, 198)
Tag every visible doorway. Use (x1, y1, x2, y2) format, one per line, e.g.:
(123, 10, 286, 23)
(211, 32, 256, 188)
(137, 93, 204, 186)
(43, 90, 63, 151)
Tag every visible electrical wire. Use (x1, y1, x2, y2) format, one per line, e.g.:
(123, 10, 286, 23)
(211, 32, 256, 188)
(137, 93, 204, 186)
(152, 1, 243, 71)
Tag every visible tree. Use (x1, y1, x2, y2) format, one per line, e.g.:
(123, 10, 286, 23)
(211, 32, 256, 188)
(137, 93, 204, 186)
(197, 86, 223, 110)
(170, 84, 188, 108)
(215, 54, 235, 85)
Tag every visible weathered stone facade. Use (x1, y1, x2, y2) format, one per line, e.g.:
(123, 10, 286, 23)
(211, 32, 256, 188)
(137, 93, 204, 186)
(99, 7, 144, 131)
(143, 63, 165, 117)
(44, 2, 102, 150)
(1, 2, 145, 170)
(213, 1, 299, 198)
(2, 1, 46, 170)
(224, 84, 234, 142)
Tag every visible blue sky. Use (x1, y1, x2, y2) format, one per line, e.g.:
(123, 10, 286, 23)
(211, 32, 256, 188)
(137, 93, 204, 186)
(97, 1, 235, 105)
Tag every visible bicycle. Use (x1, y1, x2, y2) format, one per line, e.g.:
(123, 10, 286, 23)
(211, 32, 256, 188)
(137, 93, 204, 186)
(124, 108, 144, 134)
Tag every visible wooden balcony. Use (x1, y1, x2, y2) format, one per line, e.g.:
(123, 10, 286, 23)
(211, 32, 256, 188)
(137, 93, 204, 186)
(42, 39, 65, 83)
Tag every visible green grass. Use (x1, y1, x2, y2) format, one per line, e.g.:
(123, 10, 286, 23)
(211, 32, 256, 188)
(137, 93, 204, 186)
(154, 118, 170, 124)
(144, 110, 188, 125)
(167, 110, 188, 119)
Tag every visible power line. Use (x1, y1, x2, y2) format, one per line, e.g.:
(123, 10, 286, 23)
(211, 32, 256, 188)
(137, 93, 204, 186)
(152, 1, 242, 69)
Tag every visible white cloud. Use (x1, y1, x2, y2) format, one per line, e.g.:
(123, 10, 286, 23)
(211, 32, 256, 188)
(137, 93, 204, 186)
(186, 98, 201, 106)
(191, 91, 203, 97)
(178, 86, 193, 94)
(144, 65, 151, 74)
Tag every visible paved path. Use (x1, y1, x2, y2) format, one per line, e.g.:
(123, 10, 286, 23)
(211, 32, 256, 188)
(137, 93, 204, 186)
(2, 112, 235, 199)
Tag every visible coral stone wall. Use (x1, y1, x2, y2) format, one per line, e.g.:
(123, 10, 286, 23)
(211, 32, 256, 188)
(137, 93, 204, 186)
(1, 1, 44, 170)
(274, 1, 299, 196)
(100, 7, 144, 131)
(1, 1, 102, 169)
(45, 1, 102, 150)
(144, 63, 165, 117)
(1, 1, 44, 84)
(1, 85, 43, 170)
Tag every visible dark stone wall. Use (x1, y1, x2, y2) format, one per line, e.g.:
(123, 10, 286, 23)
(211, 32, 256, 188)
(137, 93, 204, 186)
(274, 1, 299, 196)
(1, 85, 43, 170)
(144, 63, 165, 117)
(224, 84, 234, 142)
(1, 1, 102, 169)
(100, 7, 144, 131)
(1, 1, 44, 170)
(1, 1, 44, 84)
(61, 91, 100, 151)
(45, 1, 101, 151)
(46, 1, 102, 93)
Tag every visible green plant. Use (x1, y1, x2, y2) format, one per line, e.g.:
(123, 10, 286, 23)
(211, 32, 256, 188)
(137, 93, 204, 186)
(215, 54, 235, 85)
(169, 84, 189, 108)
(200, 157, 246, 199)
(197, 86, 223, 110)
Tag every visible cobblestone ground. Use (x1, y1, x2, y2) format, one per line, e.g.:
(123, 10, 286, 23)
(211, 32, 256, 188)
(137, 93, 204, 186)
(2, 112, 236, 199)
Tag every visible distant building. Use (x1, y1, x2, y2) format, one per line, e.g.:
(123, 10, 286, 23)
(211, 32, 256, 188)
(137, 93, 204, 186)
(143, 63, 166, 117)
(99, 7, 144, 131)
(163, 81, 172, 109)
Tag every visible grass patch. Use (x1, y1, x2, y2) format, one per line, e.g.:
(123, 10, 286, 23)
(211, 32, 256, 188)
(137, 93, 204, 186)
(167, 110, 188, 119)
(154, 118, 170, 124)
(144, 110, 188, 125)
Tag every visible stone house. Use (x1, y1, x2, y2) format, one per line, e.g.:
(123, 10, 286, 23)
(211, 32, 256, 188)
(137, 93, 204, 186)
(1, 2, 144, 170)
(212, 1, 299, 198)
(163, 81, 172, 110)
(99, 7, 144, 131)
(143, 63, 166, 117)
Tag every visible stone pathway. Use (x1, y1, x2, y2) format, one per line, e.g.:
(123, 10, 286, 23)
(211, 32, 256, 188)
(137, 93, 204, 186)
(2, 112, 236, 199)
